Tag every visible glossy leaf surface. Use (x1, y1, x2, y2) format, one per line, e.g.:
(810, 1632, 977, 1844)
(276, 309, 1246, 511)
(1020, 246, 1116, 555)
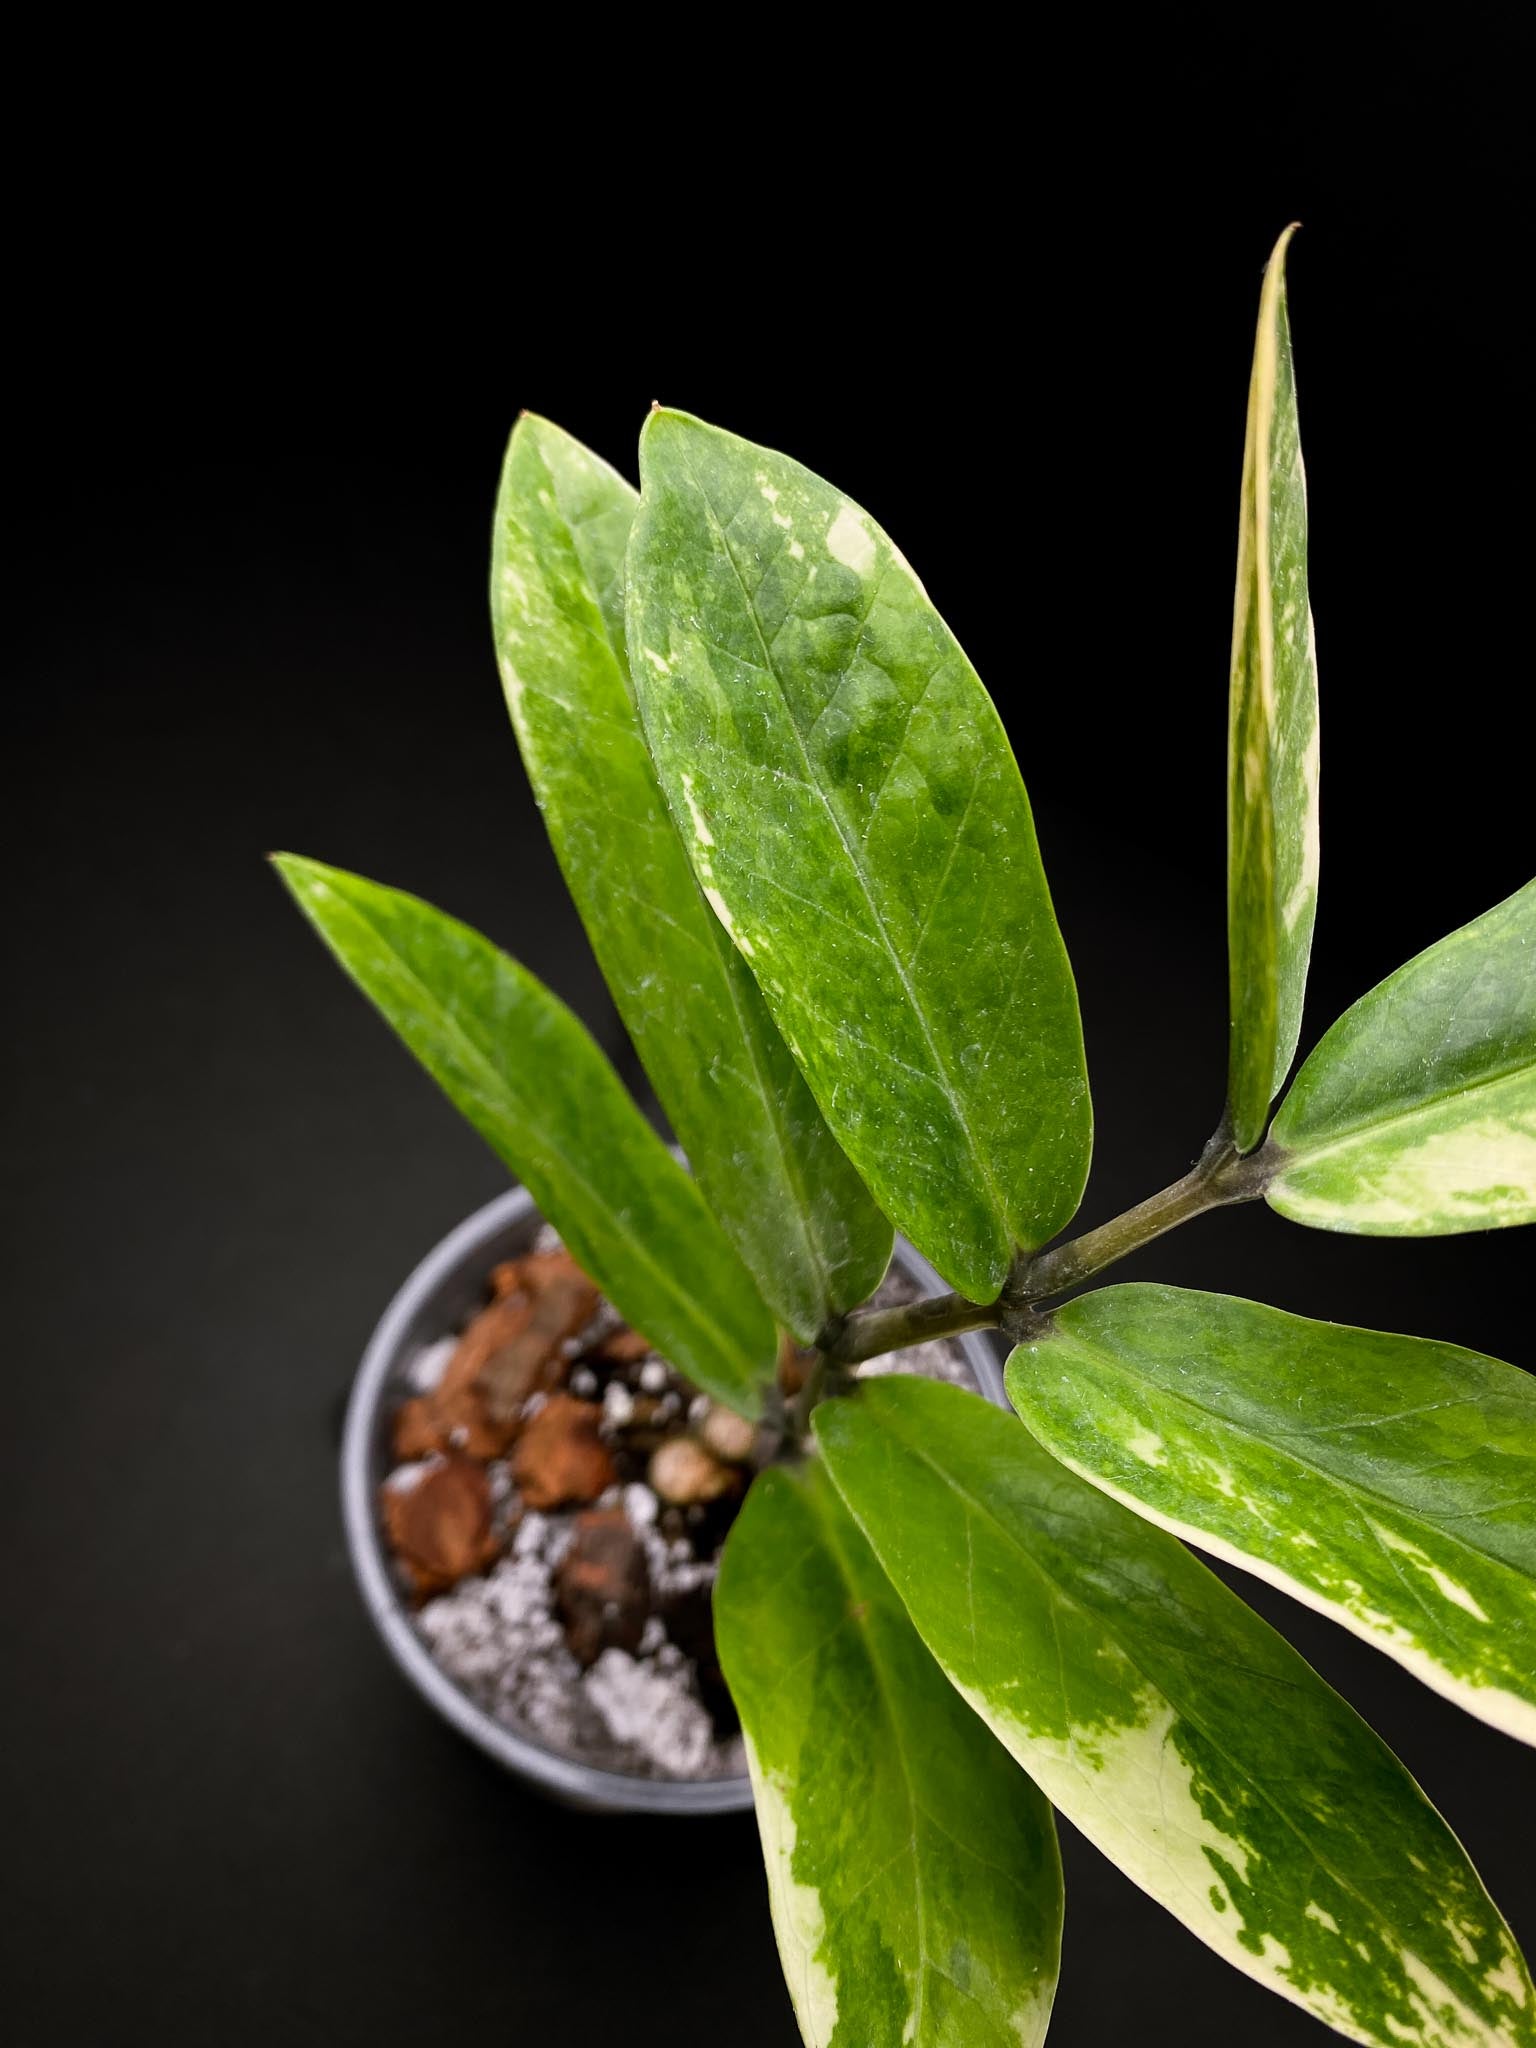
(716, 1459, 1061, 2046)
(493, 416, 890, 1341)
(1008, 1283, 1536, 1744)
(818, 1377, 1534, 2048)
(275, 855, 776, 1412)
(1227, 224, 1320, 1151)
(627, 408, 1090, 1301)
(1271, 878, 1536, 1233)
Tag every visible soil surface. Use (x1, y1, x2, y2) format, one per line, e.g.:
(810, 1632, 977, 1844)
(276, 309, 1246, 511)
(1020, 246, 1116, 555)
(380, 1228, 978, 1779)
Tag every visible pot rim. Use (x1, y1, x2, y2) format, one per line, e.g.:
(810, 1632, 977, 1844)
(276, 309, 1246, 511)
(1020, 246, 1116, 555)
(341, 1182, 1007, 1814)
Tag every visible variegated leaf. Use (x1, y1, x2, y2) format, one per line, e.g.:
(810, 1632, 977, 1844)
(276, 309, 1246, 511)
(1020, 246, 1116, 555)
(626, 409, 1090, 1302)
(274, 855, 777, 1414)
(715, 1459, 1062, 2047)
(817, 1376, 1534, 2048)
(1007, 1284, 1536, 1744)
(492, 416, 890, 1342)
(1270, 877, 1536, 1233)
(1227, 223, 1320, 1152)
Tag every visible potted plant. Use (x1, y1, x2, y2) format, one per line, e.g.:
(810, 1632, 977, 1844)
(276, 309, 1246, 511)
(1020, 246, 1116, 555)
(279, 226, 1536, 2045)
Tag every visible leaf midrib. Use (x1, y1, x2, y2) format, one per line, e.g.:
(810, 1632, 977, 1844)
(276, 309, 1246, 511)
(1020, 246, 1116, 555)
(1280, 1053, 1536, 1167)
(849, 1406, 1473, 1994)
(816, 1510, 933, 2043)
(532, 456, 834, 1333)
(801, 1479, 1044, 2042)
(313, 878, 758, 1386)
(1039, 1336, 1536, 1590)
(677, 447, 1011, 1262)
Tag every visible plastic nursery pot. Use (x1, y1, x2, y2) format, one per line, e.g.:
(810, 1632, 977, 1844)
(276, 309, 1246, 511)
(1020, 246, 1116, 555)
(342, 1183, 1009, 1815)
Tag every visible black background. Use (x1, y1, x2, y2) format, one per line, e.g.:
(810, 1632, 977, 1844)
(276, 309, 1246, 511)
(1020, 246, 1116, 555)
(8, 37, 1535, 2047)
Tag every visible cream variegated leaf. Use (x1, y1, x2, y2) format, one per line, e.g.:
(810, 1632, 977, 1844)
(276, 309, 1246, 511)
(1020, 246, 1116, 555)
(817, 1377, 1535, 2048)
(492, 417, 891, 1342)
(1007, 1284, 1536, 1744)
(626, 409, 1090, 1302)
(1270, 877, 1536, 1233)
(715, 1460, 1062, 2047)
(1227, 224, 1320, 1152)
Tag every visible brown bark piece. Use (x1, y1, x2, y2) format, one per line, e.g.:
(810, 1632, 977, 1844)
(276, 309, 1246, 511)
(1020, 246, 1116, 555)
(391, 1293, 532, 1461)
(477, 1253, 599, 1424)
(445, 1292, 537, 1398)
(382, 1458, 499, 1597)
(392, 1396, 444, 1462)
(488, 1259, 529, 1300)
(391, 1384, 514, 1461)
(553, 1508, 651, 1666)
(512, 1394, 616, 1510)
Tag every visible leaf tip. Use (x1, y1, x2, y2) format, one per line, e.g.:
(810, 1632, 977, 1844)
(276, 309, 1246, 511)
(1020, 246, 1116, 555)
(269, 850, 328, 898)
(1268, 221, 1302, 270)
(637, 401, 699, 470)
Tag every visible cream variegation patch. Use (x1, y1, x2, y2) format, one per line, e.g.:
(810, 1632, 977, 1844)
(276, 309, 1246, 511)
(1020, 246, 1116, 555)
(1032, 1445, 1536, 1748)
(956, 1684, 1269, 1961)
(825, 503, 877, 578)
(958, 1673, 1527, 2045)
(1401, 1949, 1524, 2046)
(1283, 713, 1321, 934)
(1010, 1984, 1058, 2047)
(1125, 1430, 1168, 1467)
(678, 771, 715, 850)
(1275, 1108, 1536, 1231)
(744, 1739, 840, 2045)
(1368, 1524, 1491, 1624)
(677, 774, 755, 955)
(498, 657, 527, 719)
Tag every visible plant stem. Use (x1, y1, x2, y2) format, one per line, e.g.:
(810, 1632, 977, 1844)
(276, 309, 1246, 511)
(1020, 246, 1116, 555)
(1006, 1128, 1275, 1306)
(822, 1291, 1003, 1370)
(820, 1129, 1278, 1370)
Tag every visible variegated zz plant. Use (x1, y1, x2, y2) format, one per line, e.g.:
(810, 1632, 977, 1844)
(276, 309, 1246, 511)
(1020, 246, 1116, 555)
(278, 228, 1536, 2046)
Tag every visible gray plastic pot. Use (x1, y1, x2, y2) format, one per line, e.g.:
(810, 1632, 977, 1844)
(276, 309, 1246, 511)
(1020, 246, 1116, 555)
(342, 1183, 1007, 1814)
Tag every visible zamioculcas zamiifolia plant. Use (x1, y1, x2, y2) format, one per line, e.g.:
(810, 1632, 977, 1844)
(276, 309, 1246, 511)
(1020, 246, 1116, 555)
(277, 226, 1536, 2045)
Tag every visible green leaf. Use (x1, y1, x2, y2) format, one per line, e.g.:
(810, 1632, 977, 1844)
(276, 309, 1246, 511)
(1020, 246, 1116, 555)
(626, 409, 1090, 1302)
(1007, 1283, 1536, 1745)
(1270, 877, 1536, 1233)
(715, 1458, 1062, 2048)
(1227, 224, 1320, 1152)
(492, 416, 890, 1342)
(274, 854, 776, 1414)
(817, 1376, 1534, 2048)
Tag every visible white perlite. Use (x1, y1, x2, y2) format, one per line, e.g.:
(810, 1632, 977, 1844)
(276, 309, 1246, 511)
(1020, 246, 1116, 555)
(585, 1650, 715, 1776)
(622, 1483, 659, 1531)
(418, 1555, 602, 1755)
(402, 1229, 984, 1782)
(415, 1509, 732, 1779)
(384, 1456, 441, 1493)
(512, 1511, 570, 1566)
(406, 1336, 457, 1394)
